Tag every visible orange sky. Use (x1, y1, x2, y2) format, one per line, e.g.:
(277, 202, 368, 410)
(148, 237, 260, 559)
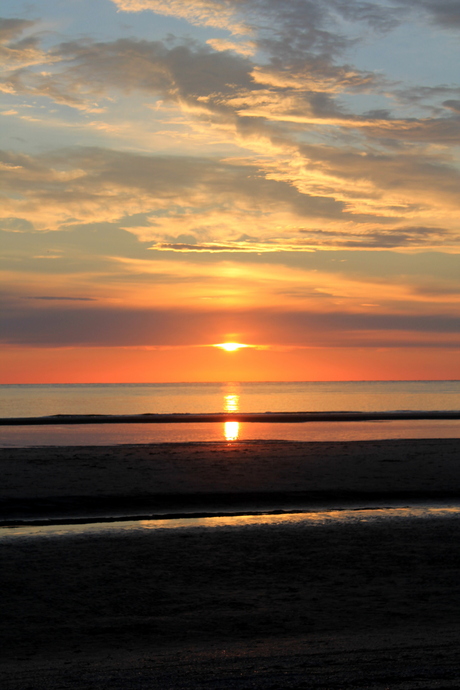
(2, 345, 459, 384)
(1, 1, 460, 382)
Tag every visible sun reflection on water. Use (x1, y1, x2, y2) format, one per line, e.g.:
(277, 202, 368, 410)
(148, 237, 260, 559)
(223, 384, 240, 441)
(224, 394, 239, 412)
(224, 420, 240, 441)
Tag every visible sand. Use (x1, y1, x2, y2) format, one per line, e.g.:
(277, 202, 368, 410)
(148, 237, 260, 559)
(1, 439, 460, 688)
(1, 438, 460, 521)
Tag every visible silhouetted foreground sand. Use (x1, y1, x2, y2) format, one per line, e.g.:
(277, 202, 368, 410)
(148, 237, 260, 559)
(1, 439, 460, 688)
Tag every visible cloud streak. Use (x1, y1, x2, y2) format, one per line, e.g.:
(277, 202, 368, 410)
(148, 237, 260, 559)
(2, 301, 460, 348)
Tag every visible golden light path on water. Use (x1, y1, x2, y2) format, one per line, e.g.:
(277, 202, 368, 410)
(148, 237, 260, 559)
(1, 506, 460, 540)
(224, 421, 239, 441)
(224, 384, 240, 441)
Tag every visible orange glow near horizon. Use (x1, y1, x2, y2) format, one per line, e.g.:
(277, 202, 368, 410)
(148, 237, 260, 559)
(1, 345, 460, 384)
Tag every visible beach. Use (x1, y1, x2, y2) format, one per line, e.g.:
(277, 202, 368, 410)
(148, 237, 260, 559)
(1, 438, 460, 688)
(2, 438, 460, 520)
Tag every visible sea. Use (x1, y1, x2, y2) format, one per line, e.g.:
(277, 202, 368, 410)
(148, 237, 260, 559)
(1, 380, 459, 446)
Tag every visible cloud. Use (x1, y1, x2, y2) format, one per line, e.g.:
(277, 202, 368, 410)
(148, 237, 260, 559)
(298, 225, 459, 249)
(0, 145, 357, 234)
(106, 0, 460, 141)
(0, 17, 55, 75)
(112, 0, 353, 57)
(28, 295, 97, 301)
(206, 38, 256, 56)
(0, 6, 387, 131)
(3, 12, 459, 150)
(150, 241, 315, 252)
(396, 85, 460, 105)
(150, 224, 460, 251)
(0, 18, 36, 42)
(1, 7, 460, 254)
(1, 143, 459, 251)
(295, 142, 460, 223)
(3, 34, 257, 114)
(2, 301, 460, 348)
(57, 36, 253, 102)
(112, 0, 251, 35)
(111, 0, 460, 54)
(408, 0, 460, 28)
(443, 99, 460, 113)
(328, 1, 405, 31)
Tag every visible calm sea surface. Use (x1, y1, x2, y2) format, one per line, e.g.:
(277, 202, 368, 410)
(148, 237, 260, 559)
(1, 381, 459, 446)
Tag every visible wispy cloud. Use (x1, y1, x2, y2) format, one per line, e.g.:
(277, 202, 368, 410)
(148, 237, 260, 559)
(28, 295, 97, 301)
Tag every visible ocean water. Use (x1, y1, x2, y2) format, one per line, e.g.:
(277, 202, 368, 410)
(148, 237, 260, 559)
(2, 381, 460, 417)
(1, 381, 459, 446)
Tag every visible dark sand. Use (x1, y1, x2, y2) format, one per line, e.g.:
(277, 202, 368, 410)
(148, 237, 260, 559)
(1, 439, 460, 688)
(2, 439, 460, 520)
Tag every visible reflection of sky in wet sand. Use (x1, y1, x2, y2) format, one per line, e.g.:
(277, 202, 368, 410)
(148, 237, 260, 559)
(2, 506, 460, 540)
(139, 506, 460, 531)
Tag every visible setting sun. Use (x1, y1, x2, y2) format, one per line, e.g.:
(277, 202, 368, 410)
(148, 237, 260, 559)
(214, 342, 249, 352)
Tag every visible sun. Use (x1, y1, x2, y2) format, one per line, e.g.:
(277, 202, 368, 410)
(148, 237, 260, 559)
(214, 342, 249, 352)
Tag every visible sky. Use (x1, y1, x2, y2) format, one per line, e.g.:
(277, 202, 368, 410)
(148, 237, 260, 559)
(1, 0, 460, 383)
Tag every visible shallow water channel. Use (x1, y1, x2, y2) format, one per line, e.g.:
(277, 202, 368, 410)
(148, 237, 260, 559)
(2, 504, 459, 540)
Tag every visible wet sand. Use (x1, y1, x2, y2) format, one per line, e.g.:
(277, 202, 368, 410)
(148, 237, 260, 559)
(1, 439, 460, 688)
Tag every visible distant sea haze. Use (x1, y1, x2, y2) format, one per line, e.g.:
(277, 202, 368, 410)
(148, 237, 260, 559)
(0, 381, 459, 447)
